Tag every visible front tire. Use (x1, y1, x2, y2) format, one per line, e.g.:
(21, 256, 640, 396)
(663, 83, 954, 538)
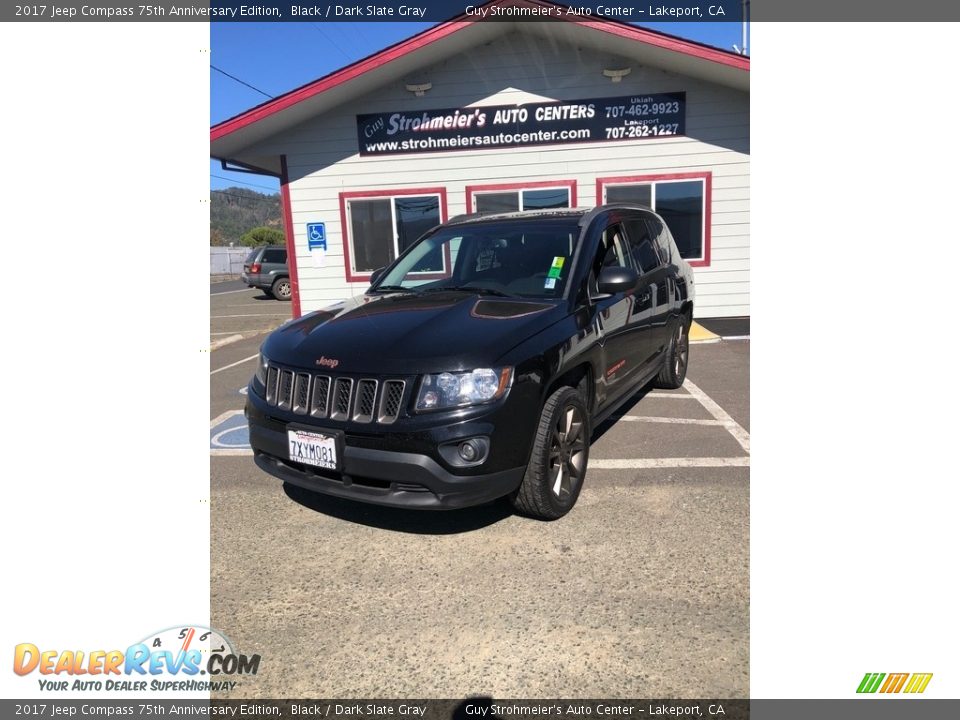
(511, 386, 590, 520)
(655, 314, 690, 389)
(271, 277, 292, 301)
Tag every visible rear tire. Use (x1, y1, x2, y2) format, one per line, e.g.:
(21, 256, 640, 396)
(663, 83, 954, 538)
(271, 277, 292, 301)
(655, 314, 690, 389)
(511, 386, 590, 520)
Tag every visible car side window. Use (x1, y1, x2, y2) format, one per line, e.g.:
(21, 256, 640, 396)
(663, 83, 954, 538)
(262, 248, 286, 264)
(587, 224, 630, 296)
(598, 224, 630, 271)
(623, 218, 662, 274)
(645, 216, 672, 264)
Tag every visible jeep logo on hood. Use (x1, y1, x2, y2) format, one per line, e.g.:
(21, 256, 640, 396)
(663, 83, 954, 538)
(315, 356, 339, 369)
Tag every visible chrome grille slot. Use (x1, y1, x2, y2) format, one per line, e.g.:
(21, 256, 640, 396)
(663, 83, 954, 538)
(353, 379, 378, 423)
(331, 378, 353, 421)
(277, 370, 295, 410)
(292, 373, 311, 415)
(310, 376, 331, 418)
(378, 380, 405, 424)
(265, 367, 279, 405)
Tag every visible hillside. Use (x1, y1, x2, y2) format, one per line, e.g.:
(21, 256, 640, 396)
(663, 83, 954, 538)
(211, 187, 282, 245)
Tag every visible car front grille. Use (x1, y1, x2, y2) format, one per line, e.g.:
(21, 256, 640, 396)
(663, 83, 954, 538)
(263, 364, 406, 424)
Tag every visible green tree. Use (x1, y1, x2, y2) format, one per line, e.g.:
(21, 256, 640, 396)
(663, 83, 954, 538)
(240, 226, 285, 247)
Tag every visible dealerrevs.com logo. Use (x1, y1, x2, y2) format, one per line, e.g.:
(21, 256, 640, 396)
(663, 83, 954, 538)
(857, 672, 933, 694)
(13, 626, 260, 692)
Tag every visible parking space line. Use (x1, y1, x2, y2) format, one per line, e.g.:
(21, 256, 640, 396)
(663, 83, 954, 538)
(211, 448, 253, 457)
(590, 457, 750, 469)
(682, 379, 750, 454)
(211, 288, 255, 295)
(211, 354, 258, 375)
(617, 415, 725, 426)
(644, 392, 698, 399)
(210, 409, 243, 427)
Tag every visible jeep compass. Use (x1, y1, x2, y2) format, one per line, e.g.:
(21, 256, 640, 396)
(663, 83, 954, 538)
(246, 205, 694, 519)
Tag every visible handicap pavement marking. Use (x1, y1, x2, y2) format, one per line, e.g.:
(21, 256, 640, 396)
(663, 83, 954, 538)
(210, 410, 253, 455)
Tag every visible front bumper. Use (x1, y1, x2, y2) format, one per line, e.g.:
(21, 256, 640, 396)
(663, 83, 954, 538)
(246, 393, 528, 510)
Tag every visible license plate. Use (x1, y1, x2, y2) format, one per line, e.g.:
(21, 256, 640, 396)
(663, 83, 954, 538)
(287, 429, 338, 470)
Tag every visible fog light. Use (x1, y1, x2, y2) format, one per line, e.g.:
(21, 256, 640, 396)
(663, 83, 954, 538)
(458, 440, 480, 462)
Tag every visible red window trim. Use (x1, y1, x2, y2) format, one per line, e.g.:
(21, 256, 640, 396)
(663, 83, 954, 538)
(465, 179, 578, 213)
(595, 171, 712, 268)
(338, 187, 449, 283)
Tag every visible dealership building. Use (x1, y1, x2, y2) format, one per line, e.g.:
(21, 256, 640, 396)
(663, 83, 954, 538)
(210, 2, 749, 319)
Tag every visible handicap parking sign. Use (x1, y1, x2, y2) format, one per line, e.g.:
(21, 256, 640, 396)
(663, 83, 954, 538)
(306, 222, 326, 251)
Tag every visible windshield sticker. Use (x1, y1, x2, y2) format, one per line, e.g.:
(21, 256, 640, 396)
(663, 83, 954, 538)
(544, 277, 557, 290)
(551, 256, 565, 270)
(547, 266, 562, 279)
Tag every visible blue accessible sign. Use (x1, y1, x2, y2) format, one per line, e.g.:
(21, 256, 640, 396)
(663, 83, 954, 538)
(306, 222, 326, 251)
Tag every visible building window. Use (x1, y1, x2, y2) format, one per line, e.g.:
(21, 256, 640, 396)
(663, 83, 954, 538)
(467, 180, 577, 214)
(597, 172, 711, 267)
(340, 188, 447, 280)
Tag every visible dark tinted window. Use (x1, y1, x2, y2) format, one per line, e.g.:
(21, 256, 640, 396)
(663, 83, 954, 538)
(261, 248, 286, 264)
(475, 192, 518, 214)
(395, 196, 440, 255)
(656, 181, 703, 260)
(349, 198, 394, 272)
(522, 188, 570, 210)
(245, 248, 260, 263)
(623, 218, 661, 273)
(606, 184, 651, 206)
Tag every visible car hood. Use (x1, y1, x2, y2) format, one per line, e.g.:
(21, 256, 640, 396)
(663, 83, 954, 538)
(262, 291, 566, 375)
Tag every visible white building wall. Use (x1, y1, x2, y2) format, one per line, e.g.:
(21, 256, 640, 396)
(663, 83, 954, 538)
(247, 29, 749, 318)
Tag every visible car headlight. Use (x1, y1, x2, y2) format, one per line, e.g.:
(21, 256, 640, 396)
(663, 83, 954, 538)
(416, 368, 513, 411)
(255, 351, 269, 384)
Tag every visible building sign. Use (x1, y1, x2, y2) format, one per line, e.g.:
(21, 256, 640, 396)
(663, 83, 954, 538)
(307, 222, 327, 267)
(357, 92, 685, 156)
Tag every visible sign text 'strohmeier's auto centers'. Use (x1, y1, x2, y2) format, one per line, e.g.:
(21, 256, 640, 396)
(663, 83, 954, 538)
(356, 93, 686, 156)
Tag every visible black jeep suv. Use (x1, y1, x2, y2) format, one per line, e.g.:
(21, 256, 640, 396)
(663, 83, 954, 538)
(246, 205, 694, 519)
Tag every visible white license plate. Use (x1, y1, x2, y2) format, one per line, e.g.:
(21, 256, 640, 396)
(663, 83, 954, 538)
(287, 429, 338, 470)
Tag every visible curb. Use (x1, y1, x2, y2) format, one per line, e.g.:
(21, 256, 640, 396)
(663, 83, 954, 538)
(689, 321, 722, 344)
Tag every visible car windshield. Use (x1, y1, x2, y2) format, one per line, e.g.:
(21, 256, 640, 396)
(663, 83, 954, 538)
(372, 219, 580, 299)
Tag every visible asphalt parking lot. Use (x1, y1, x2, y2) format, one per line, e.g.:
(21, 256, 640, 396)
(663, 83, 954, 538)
(210, 284, 750, 698)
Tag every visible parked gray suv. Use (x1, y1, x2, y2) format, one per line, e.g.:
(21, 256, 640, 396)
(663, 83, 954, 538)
(242, 245, 291, 300)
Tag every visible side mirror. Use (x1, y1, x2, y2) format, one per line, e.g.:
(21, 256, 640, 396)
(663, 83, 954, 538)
(595, 266, 639, 298)
(369, 267, 386, 286)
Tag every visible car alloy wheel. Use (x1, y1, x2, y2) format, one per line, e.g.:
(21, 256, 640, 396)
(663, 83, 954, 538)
(549, 404, 587, 500)
(511, 386, 590, 519)
(673, 321, 689, 378)
(273, 279, 292, 300)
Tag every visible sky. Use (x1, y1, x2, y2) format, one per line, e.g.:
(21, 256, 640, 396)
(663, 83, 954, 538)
(210, 20, 748, 195)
